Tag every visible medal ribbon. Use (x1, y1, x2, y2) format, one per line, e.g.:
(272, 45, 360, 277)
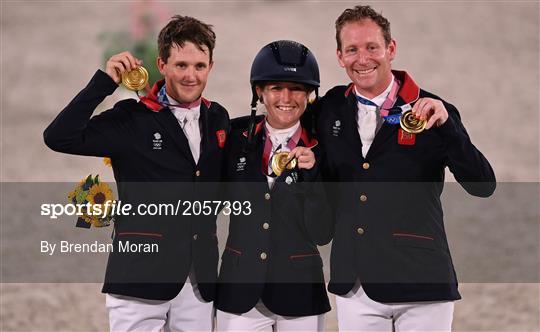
(379, 78, 400, 117)
(381, 79, 416, 125)
(138, 85, 201, 109)
(355, 95, 378, 107)
(156, 85, 202, 108)
(354, 78, 409, 125)
(262, 123, 303, 176)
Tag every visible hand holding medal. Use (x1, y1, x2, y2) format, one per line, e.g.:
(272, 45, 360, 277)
(288, 146, 315, 169)
(407, 97, 449, 131)
(105, 51, 148, 91)
(270, 146, 315, 176)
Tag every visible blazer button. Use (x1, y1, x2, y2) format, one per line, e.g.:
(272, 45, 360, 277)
(360, 194, 367, 202)
(260, 252, 268, 260)
(262, 222, 270, 230)
(195, 170, 201, 177)
(357, 227, 365, 235)
(264, 193, 271, 200)
(193, 234, 198, 240)
(362, 162, 370, 170)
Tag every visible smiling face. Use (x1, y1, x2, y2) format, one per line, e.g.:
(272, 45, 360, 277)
(157, 41, 213, 103)
(337, 19, 396, 99)
(256, 82, 310, 129)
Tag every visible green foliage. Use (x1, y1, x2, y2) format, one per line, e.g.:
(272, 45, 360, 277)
(98, 20, 161, 88)
(84, 174, 93, 190)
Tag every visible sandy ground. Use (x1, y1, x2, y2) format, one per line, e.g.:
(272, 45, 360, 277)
(1, 1, 539, 331)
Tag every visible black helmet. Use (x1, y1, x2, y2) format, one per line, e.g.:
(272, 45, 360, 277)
(245, 41, 320, 148)
(250, 40, 320, 89)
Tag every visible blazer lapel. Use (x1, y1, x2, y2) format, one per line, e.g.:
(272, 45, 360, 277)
(243, 130, 269, 201)
(253, 131, 269, 184)
(152, 108, 196, 165)
(197, 101, 211, 166)
(342, 93, 364, 160)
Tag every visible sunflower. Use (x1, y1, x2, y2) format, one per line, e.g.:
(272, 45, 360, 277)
(87, 182, 114, 205)
(68, 189, 76, 201)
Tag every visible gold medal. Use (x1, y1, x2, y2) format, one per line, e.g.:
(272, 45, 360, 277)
(400, 110, 426, 134)
(121, 66, 149, 91)
(271, 151, 297, 176)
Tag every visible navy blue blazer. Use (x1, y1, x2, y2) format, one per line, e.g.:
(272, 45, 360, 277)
(316, 70, 496, 303)
(44, 70, 230, 301)
(215, 117, 332, 316)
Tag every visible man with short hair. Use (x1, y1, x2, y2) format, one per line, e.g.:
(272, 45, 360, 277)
(44, 15, 229, 331)
(316, 5, 496, 331)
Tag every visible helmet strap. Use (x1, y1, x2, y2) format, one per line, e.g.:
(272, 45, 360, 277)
(246, 87, 260, 151)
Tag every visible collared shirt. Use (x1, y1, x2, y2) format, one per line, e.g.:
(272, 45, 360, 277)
(264, 120, 300, 188)
(167, 92, 202, 163)
(355, 76, 394, 158)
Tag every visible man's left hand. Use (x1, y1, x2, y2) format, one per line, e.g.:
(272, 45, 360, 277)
(412, 98, 449, 130)
(288, 147, 315, 170)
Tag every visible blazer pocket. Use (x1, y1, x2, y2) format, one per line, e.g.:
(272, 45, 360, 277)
(289, 253, 323, 269)
(221, 246, 242, 267)
(393, 232, 435, 250)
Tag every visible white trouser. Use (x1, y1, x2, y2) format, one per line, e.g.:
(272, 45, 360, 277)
(335, 281, 454, 332)
(106, 270, 213, 332)
(217, 301, 325, 332)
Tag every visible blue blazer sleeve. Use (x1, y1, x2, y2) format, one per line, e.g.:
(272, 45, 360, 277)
(44, 70, 136, 158)
(437, 101, 496, 197)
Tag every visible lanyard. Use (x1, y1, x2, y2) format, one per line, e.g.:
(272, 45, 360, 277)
(354, 78, 413, 125)
(137, 85, 202, 109)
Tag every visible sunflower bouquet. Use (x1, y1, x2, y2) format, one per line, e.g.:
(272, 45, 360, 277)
(68, 174, 115, 228)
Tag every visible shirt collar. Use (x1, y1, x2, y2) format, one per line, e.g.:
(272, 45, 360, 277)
(167, 92, 201, 122)
(354, 74, 395, 107)
(265, 120, 301, 147)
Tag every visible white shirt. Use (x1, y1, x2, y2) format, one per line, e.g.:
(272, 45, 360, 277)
(356, 76, 394, 158)
(167, 93, 201, 163)
(265, 120, 300, 188)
